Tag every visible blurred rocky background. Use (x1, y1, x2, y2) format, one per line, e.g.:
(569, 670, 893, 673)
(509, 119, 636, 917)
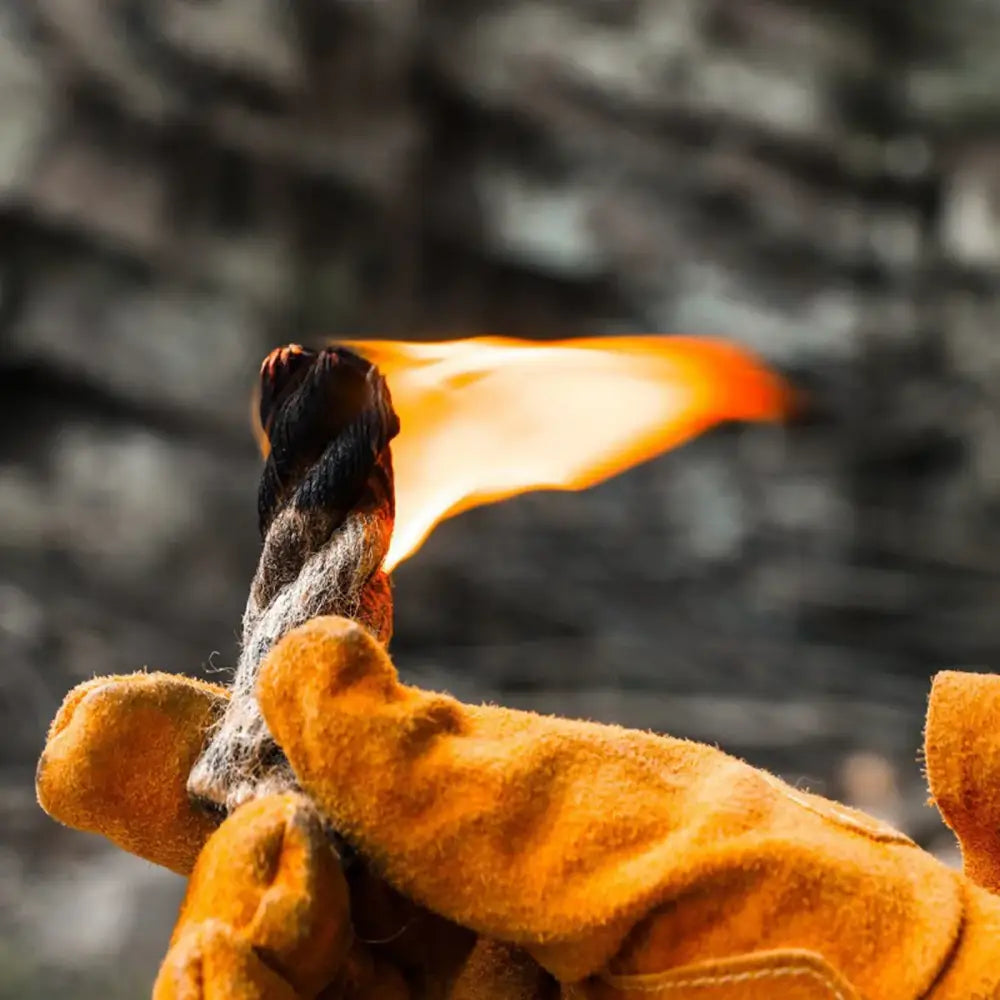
(2, 0, 1000, 995)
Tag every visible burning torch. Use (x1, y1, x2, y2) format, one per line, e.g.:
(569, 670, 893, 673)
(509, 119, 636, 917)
(187, 337, 791, 817)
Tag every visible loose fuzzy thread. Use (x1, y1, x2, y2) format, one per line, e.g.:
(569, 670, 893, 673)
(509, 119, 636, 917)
(188, 345, 399, 815)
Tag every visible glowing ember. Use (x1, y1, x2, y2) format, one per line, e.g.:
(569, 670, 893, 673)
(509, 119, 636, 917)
(256, 337, 791, 572)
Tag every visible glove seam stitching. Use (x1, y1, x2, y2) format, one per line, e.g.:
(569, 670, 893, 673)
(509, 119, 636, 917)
(602, 963, 849, 998)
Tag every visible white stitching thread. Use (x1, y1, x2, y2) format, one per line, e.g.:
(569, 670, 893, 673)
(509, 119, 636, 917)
(603, 963, 851, 998)
(759, 772, 914, 845)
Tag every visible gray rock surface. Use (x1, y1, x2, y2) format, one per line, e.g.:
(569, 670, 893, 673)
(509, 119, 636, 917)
(3, 1, 1000, 994)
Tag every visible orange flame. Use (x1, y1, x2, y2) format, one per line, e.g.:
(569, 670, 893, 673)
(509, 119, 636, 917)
(253, 337, 791, 572)
(338, 336, 791, 572)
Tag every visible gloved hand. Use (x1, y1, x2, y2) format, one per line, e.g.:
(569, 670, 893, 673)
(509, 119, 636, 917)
(37, 617, 1000, 999)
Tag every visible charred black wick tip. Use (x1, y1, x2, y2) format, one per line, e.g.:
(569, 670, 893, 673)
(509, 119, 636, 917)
(256, 344, 399, 536)
(259, 344, 318, 437)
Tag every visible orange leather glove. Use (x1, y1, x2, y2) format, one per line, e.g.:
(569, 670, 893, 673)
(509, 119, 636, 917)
(37, 617, 1000, 999)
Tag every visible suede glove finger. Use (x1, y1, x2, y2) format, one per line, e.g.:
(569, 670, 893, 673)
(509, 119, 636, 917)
(37, 672, 228, 874)
(156, 792, 353, 1000)
(155, 922, 302, 1000)
(925, 669, 1000, 894)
